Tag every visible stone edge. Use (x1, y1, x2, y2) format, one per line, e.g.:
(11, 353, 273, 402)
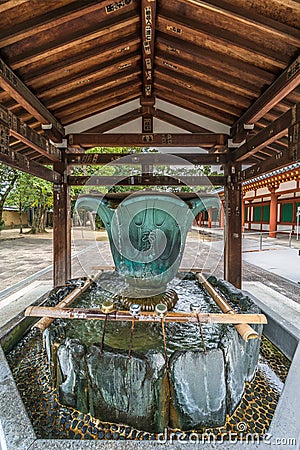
(0, 290, 299, 450)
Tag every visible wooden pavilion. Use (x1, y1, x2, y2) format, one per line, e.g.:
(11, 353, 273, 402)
(0, 0, 299, 289)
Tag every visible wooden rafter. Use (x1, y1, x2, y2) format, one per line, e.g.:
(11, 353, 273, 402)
(181, 0, 300, 47)
(0, 0, 29, 14)
(0, 120, 61, 182)
(0, 58, 64, 141)
(22, 32, 140, 87)
(232, 103, 300, 162)
(154, 109, 210, 133)
(155, 49, 259, 98)
(62, 92, 141, 126)
(34, 47, 140, 99)
(68, 133, 228, 148)
(158, 11, 288, 71)
(68, 174, 225, 186)
(84, 109, 142, 133)
(156, 31, 275, 85)
(240, 150, 299, 184)
(155, 90, 236, 125)
(9, 10, 138, 70)
(58, 80, 142, 123)
(45, 68, 140, 111)
(232, 56, 300, 140)
(0, 148, 61, 183)
(155, 74, 246, 116)
(0, 104, 61, 162)
(0, 0, 113, 48)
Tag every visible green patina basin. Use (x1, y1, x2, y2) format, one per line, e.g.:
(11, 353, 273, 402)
(75, 191, 219, 295)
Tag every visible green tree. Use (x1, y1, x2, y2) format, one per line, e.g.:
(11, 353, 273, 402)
(0, 163, 19, 231)
(7, 173, 53, 234)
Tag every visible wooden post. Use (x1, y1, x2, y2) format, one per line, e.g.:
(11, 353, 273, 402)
(219, 201, 225, 229)
(224, 165, 242, 288)
(268, 185, 279, 238)
(241, 198, 245, 232)
(207, 207, 212, 228)
(53, 162, 71, 287)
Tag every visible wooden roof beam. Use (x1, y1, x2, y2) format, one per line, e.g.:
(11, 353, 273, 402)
(232, 103, 300, 162)
(0, 58, 64, 141)
(181, 0, 300, 47)
(84, 109, 142, 133)
(23, 33, 140, 87)
(156, 31, 274, 85)
(141, 0, 156, 101)
(62, 91, 141, 125)
(44, 67, 140, 111)
(66, 152, 227, 165)
(0, 0, 29, 14)
(155, 74, 246, 116)
(0, 104, 61, 162)
(158, 12, 288, 71)
(9, 11, 138, 70)
(0, 0, 114, 47)
(56, 78, 142, 121)
(68, 133, 228, 148)
(155, 109, 210, 133)
(68, 174, 225, 186)
(232, 56, 300, 141)
(155, 92, 235, 125)
(0, 122, 61, 183)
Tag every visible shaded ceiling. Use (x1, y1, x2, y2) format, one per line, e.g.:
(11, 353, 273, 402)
(0, 0, 299, 164)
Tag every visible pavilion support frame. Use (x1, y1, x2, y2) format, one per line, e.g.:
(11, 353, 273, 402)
(224, 164, 242, 289)
(53, 161, 71, 287)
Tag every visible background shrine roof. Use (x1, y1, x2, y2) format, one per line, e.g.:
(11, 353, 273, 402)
(0, 0, 299, 165)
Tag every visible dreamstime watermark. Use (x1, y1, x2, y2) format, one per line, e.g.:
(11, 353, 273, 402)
(156, 425, 298, 446)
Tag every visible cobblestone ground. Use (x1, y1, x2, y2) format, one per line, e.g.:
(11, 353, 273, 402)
(0, 228, 299, 305)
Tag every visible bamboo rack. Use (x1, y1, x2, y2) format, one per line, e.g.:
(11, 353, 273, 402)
(33, 272, 102, 332)
(196, 272, 261, 341)
(25, 306, 267, 325)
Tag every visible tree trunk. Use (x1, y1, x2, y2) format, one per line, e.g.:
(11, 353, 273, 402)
(31, 204, 47, 234)
(19, 197, 23, 234)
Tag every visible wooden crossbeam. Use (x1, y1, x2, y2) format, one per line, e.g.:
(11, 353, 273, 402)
(25, 306, 267, 325)
(232, 56, 300, 141)
(0, 124, 61, 183)
(66, 152, 227, 165)
(232, 103, 300, 162)
(68, 174, 225, 186)
(240, 151, 298, 183)
(68, 133, 228, 148)
(0, 104, 61, 162)
(0, 58, 64, 141)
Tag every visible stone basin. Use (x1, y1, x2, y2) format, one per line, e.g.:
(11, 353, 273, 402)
(44, 274, 262, 433)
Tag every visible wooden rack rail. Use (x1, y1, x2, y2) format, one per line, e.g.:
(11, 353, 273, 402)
(25, 306, 267, 325)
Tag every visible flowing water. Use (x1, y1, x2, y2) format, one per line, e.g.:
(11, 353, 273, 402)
(5, 275, 289, 440)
